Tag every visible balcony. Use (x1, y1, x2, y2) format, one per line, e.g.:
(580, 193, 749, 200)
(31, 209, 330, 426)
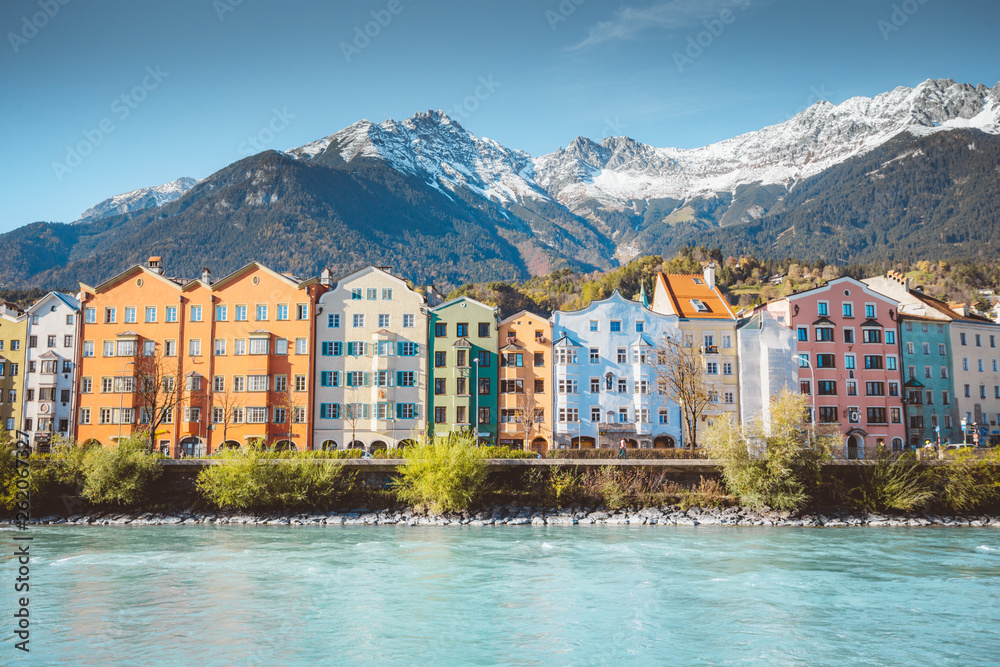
(700, 345, 719, 355)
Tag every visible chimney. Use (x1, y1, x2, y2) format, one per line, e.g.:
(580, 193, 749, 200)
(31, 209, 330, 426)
(201, 268, 213, 285)
(703, 262, 716, 290)
(377, 265, 393, 275)
(148, 256, 164, 275)
(320, 268, 333, 287)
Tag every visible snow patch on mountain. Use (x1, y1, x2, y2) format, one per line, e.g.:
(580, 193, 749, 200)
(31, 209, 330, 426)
(78, 177, 199, 221)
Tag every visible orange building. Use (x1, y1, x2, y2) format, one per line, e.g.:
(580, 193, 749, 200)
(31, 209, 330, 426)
(76, 258, 323, 456)
(497, 311, 552, 453)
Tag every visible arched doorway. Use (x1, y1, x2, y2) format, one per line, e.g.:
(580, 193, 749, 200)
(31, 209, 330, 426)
(347, 440, 366, 450)
(847, 433, 864, 460)
(653, 435, 676, 449)
(892, 437, 903, 452)
(179, 436, 204, 458)
(273, 440, 297, 452)
(321, 439, 339, 451)
(530, 437, 548, 456)
(370, 440, 388, 454)
(218, 440, 241, 450)
(624, 438, 639, 448)
(397, 439, 417, 450)
(572, 436, 596, 449)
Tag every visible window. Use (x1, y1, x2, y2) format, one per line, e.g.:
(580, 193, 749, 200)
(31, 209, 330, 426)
(213, 375, 225, 392)
(398, 342, 418, 357)
(28, 335, 38, 348)
(85, 307, 96, 323)
(144, 306, 157, 323)
(816, 354, 835, 368)
(618, 408, 629, 423)
(555, 348, 578, 364)
(617, 347, 627, 363)
(235, 305, 247, 321)
(434, 378, 447, 395)
(249, 338, 269, 355)
(887, 356, 897, 371)
(104, 307, 116, 323)
(864, 355, 883, 370)
(435, 351, 447, 367)
(865, 304, 876, 318)
(890, 408, 902, 424)
(921, 342, 930, 356)
(216, 305, 227, 321)
(862, 329, 882, 344)
(246, 408, 268, 424)
(618, 379, 628, 393)
(866, 382, 885, 396)
(963, 357, 969, 371)
(843, 328, 854, 344)
(885, 330, 895, 345)
(502, 353, 523, 368)
(166, 306, 178, 323)
(434, 323, 447, 338)
(842, 303, 853, 318)
(165, 340, 176, 356)
(818, 301, 829, 316)
(275, 339, 288, 355)
(294, 375, 307, 392)
(212, 407, 224, 424)
(723, 362, 733, 375)
(188, 339, 201, 356)
(979, 359, 985, 372)
(397, 403, 416, 420)
(401, 314, 415, 328)
(456, 323, 469, 337)
(924, 365, 932, 379)
(378, 314, 390, 328)
(635, 321, 644, 333)
(190, 305, 202, 322)
(818, 381, 837, 395)
(321, 371, 339, 387)
(214, 339, 226, 355)
(276, 304, 289, 321)
(589, 347, 600, 364)
(274, 375, 287, 392)
(434, 406, 447, 424)
(610, 321, 621, 333)
(478, 378, 491, 395)
(981, 385, 988, 399)
(230, 339, 245, 356)
(818, 407, 838, 423)
(706, 362, 718, 375)
(976, 334, 982, 347)
(589, 377, 600, 393)
(906, 342, 915, 355)
(815, 327, 834, 342)
(589, 320, 598, 332)
(347, 371, 367, 388)
(294, 304, 308, 320)
(558, 379, 578, 394)
(867, 407, 887, 424)
(116, 339, 137, 357)
(185, 407, 201, 423)
(256, 304, 268, 321)
(248, 375, 269, 392)
(658, 409, 670, 425)
(79, 408, 91, 425)
(83, 341, 95, 357)
(960, 332, 967, 346)
(395, 371, 416, 388)
(456, 406, 468, 424)
(798, 353, 809, 369)
(799, 380, 811, 395)
(722, 335, 732, 349)
(534, 352, 545, 367)
(367, 288, 377, 300)
(478, 323, 490, 338)
(558, 408, 579, 423)
(351, 288, 362, 300)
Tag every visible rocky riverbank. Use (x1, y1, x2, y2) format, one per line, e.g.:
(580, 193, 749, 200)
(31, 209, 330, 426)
(6, 505, 1000, 527)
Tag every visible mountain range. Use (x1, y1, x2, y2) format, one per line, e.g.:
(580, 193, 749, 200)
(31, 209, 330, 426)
(3, 77, 999, 290)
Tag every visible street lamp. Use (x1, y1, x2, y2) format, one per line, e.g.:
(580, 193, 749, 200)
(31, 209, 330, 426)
(117, 359, 136, 442)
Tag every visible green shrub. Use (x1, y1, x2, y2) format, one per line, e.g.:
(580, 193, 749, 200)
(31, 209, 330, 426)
(932, 449, 1000, 512)
(393, 434, 489, 513)
(547, 448, 705, 460)
(848, 451, 935, 512)
(81, 435, 163, 506)
(705, 390, 834, 512)
(197, 444, 353, 510)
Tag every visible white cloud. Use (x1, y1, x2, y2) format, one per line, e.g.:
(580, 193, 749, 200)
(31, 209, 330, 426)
(568, 0, 755, 51)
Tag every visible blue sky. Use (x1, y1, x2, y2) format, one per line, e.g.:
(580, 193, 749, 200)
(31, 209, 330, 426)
(1, 0, 998, 232)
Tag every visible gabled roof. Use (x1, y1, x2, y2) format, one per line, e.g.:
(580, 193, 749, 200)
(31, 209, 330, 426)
(81, 264, 190, 295)
(631, 334, 656, 347)
(499, 341, 526, 351)
(26, 292, 79, 314)
(452, 337, 473, 348)
(37, 351, 59, 359)
(499, 310, 550, 326)
(553, 333, 581, 348)
(201, 262, 317, 292)
(655, 273, 736, 320)
(432, 295, 498, 315)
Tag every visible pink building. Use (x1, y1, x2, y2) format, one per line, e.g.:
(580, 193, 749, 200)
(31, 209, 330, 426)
(764, 277, 905, 458)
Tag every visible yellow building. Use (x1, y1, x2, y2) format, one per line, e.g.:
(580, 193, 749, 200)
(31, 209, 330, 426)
(651, 263, 740, 428)
(0, 301, 27, 435)
(497, 311, 552, 453)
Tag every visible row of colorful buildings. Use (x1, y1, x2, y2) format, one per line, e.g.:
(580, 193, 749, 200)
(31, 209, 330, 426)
(1, 258, 998, 459)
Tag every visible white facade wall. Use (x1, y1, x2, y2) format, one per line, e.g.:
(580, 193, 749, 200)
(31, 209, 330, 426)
(737, 311, 798, 431)
(551, 292, 683, 448)
(951, 319, 1000, 442)
(313, 267, 428, 450)
(22, 293, 80, 447)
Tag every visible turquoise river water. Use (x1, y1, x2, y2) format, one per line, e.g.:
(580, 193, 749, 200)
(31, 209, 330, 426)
(4, 525, 1000, 666)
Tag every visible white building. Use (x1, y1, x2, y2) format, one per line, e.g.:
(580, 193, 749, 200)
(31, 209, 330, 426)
(551, 291, 683, 448)
(22, 292, 80, 450)
(736, 310, 799, 430)
(313, 266, 428, 451)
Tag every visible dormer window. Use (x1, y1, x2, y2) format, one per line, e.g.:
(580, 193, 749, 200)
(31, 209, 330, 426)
(689, 299, 709, 313)
(692, 278, 703, 285)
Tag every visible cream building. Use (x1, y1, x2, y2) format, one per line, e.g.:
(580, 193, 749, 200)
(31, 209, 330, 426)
(312, 266, 429, 451)
(651, 263, 740, 431)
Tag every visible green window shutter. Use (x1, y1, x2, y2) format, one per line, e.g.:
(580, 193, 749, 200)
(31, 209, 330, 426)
(363, 372, 371, 387)
(396, 371, 404, 387)
(397, 341, 403, 356)
(346, 373, 354, 388)
(363, 403, 370, 419)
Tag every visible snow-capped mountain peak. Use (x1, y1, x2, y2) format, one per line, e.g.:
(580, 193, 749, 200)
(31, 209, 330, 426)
(78, 176, 199, 221)
(286, 110, 548, 205)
